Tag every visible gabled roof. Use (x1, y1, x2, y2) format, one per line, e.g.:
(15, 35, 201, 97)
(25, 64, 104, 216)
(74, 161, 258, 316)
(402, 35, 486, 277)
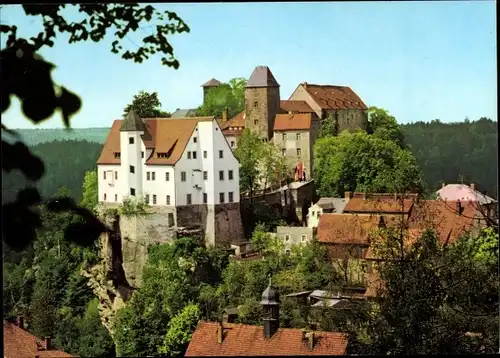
(314, 197, 347, 212)
(171, 108, 197, 118)
(220, 111, 245, 130)
(245, 66, 280, 88)
(120, 110, 147, 132)
(317, 213, 403, 245)
(301, 83, 367, 110)
(280, 100, 314, 113)
(185, 321, 348, 356)
(3, 321, 75, 358)
(274, 113, 314, 131)
(97, 117, 215, 165)
(343, 194, 417, 214)
(437, 184, 497, 204)
(201, 78, 222, 87)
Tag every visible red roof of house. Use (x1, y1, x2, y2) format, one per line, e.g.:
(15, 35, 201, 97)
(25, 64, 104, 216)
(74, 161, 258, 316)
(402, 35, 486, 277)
(302, 83, 367, 110)
(96, 117, 215, 165)
(343, 194, 417, 214)
(3, 321, 75, 358)
(185, 321, 348, 356)
(280, 100, 314, 113)
(274, 113, 315, 131)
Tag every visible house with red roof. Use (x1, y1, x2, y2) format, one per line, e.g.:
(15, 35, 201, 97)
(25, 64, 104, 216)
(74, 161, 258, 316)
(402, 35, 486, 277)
(185, 281, 348, 356)
(3, 318, 75, 358)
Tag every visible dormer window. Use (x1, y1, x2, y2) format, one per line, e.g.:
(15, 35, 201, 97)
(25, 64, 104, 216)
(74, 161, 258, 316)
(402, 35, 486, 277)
(114, 152, 121, 159)
(156, 153, 168, 158)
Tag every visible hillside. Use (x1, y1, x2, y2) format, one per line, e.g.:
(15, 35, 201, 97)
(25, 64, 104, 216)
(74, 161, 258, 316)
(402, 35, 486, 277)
(6, 127, 110, 146)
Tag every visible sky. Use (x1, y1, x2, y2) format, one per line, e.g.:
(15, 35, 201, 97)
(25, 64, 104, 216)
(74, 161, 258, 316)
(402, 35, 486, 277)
(1, 2, 497, 129)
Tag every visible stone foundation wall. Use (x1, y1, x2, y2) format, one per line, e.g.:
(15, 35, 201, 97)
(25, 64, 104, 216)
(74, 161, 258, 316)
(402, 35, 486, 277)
(214, 202, 244, 245)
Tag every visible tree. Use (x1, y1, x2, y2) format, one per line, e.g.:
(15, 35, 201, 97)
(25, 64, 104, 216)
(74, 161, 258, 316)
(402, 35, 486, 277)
(314, 130, 425, 197)
(318, 113, 338, 138)
(2, 3, 189, 253)
(196, 78, 247, 118)
(123, 91, 170, 118)
(80, 170, 98, 212)
(159, 304, 200, 357)
(367, 106, 406, 149)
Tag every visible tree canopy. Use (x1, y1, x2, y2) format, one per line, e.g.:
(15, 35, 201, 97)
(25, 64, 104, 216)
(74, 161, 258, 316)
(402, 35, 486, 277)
(196, 78, 247, 118)
(367, 106, 406, 149)
(123, 91, 171, 118)
(314, 130, 425, 197)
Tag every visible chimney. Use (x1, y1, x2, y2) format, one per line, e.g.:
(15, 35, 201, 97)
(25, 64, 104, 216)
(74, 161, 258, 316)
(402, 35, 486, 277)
(308, 332, 315, 351)
(43, 337, 51, 350)
(222, 108, 228, 122)
(217, 321, 224, 344)
(17, 315, 24, 329)
(344, 191, 352, 202)
(470, 183, 476, 192)
(442, 182, 445, 188)
(456, 199, 462, 216)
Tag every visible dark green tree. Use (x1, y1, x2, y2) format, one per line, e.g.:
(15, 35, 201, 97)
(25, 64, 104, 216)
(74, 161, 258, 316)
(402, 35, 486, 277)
(123, 91, 171, 118)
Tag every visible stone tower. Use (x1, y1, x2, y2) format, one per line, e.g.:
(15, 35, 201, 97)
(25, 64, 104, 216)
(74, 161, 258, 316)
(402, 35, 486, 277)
(260, 278, 280, 339)
(201, 78, 221, 104)
(244, 66, 281, 140)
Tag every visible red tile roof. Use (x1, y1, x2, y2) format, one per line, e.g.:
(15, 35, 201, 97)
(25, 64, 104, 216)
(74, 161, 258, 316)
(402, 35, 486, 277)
(185, 321, 348, 356)
(302, 83, 367, 110)
(3, 321, 75, 358)
(274, 113, 314, 131)
(221, 111, 245, 131)
(96, 117, 214, 165)
(317, 213, 402, 245)
(343, 195, 416, 214)
(280, 100, 314, 113)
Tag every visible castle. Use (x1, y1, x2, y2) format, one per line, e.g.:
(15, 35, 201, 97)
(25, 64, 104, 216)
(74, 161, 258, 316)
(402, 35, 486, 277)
(208, 66, 369, 179)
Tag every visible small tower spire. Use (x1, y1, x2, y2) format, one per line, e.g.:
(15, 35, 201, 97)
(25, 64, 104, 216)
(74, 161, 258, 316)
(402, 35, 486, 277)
(120, 109, 146, 132)
(260, 276, 280, 339)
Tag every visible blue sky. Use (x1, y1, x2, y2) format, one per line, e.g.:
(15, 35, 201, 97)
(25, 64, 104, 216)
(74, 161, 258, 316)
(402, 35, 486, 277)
(1, 2, 496, 129)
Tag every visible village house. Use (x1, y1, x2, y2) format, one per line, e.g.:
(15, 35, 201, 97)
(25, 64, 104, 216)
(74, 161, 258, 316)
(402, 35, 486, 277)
(276, 226, 315, 255)
(217, 65, 368, 179)
(185, 281, 348, 356)
(3, 317, 74, 358)
(307, 197, 347, 228)
(96, 111, 242, 244)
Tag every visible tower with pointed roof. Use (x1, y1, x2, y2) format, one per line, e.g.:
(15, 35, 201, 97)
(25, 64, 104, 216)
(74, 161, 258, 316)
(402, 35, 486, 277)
(244, 66, 281, 140)
(260, 278, 280, 338)
(119, 109, 146, 199)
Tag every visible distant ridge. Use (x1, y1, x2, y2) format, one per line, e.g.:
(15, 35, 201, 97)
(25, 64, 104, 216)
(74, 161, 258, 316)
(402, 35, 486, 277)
(2, 127, 110, 146)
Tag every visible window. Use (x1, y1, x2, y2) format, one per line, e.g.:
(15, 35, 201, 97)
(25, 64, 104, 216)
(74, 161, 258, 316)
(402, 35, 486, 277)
(130, 165, 135, 173)
(253, 100, 258, 108)
(157, 153, 168, 158)
(203, 193, 208, 204)
(228, 170, 234, 180)
(166, 172, 170, 181)
(203, 171, 208, 180)
(296, 133, 301, 140)
(219, 170, 224, 181)
(203, 151, 207, 158)
(181, 172, 186, 181)
(254, 119, 258, 125)
(192, 151, 197, 159)
(228, 192, 234, 203)
(115, 171, 118, 180)
(147, 172, 151, 181)
(281, 148, 286, 156)
(153, 195, 157, 204)
(219, 150, 223, 158)
(142, 151, 144, 158)
(193, 137, 197, 143)
(152, 172, 155, 181)
(301, 234, 307, 242)
(145, 195, 150, 204)
(296, 148, 302, 156)
(285, 249, 291, 256)
(130, 188, 136, 196)
(230, 141, 235, 148)
(115, 194, 118, 202)
(188, 152, 192, 159)
(168, 213, 174, 227)
(187, 194, 192, 205)
(129, 137, 134, 144)
(104, 193, 107, 201)
(219, 192, 225, 204)
(282, 133, 287, 140)
(166, 195, 171, 205)
(103, 171, 106, 180)
(285, 234, 291, 242)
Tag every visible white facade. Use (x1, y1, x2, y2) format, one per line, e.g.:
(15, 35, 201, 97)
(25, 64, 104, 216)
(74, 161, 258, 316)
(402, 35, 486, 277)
(97, 119, 240, 207)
